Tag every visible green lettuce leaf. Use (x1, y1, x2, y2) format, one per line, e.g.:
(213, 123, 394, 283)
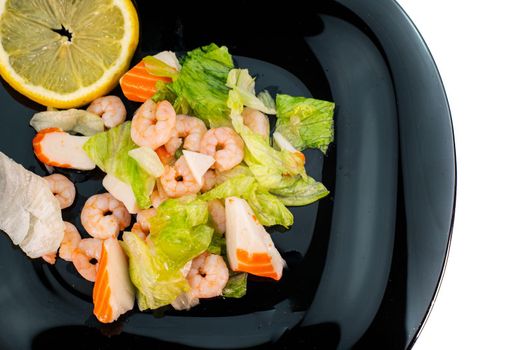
(121, 232, 189, 311)
(149, 198, 213, 266)
(226, 69, 276, 114)
(143, 56, 179, 79)
(257, 90, 276, 112)
(30, 109, 104, 136)
(200, 175, 256, 201)
(201, 174, 293, 227)
(245, 186, 293, 228)
(173, 43, 234, 127)
(83, 122, 154, 208)
(270, 175, 329, 206)
(207, 233, 226, 255)
(215, 164, 253, 185)
(152, 81, 178, 103)
(275, 94, 335, 153)
(222, 272, 247, 298)
(229, 90, 304, 188)
(150, 197, 209, 230)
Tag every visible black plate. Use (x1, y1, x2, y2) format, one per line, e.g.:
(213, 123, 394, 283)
(0, 0, 455, 349)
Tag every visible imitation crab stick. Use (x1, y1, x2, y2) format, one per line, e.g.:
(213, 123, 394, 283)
(119, 61, 172, 102)
(32, 128, 96, 170)
(224, 196, 285, 280)
(93, 238, 135, 323)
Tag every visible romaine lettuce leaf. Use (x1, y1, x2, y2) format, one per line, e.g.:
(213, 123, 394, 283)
(83, 122, 154, 208)
(229, 90, 304, 188)
(226, 69, 276, 114)
(121, 231, 189, 311)
(207, 233, 226, 255)
(275, 94, 335, 153)
(200, 175, 256, 201)
(201, 174, 293, 227)
(150, 197, 209, 230)
(149, 198, 213, 266)
(152, 81, 178, 103)
(173, 43, 234, 127)
(257, 90, 276, 112)
(215, 164, 253, 185)
(143, 56, 179, 79)
(30, 109, 104, 136)
(270, 175, 329, 206)
(245, 186, 293, 228)
(222, 272, 247, 298)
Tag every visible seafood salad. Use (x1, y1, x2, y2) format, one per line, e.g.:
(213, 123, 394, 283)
(0, 44, 335, 323)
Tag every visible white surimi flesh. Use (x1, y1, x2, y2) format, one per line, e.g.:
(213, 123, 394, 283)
(224, 196, 285, 280)
(181, 151, 215, 186)
(35, 130, 95, 170)
(102, 174, 139, 214)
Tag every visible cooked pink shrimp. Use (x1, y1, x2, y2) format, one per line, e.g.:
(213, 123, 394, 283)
(131, 99, 176, 149)
(242, 107, 270, 139)
(43, 173, 75, 209)
(131, 208, 156, 239)
(200, 127, 244, 172)
(58, 221, 82, 261)
(150, 184, 169, 208)
(71, 238, 102, 282)
(177, 115, 207, 151)
(187, 252, 229, 298)
(87, 95, 126, 128)
(81, 193, 131, 239)
(42, 253, 56, 264)
(159, 156, 201, 198)
(208, 199, 226, 234)
(201, 169, 217, 192)
(164, 135, 183, 155)
(131, 223, 147, 240)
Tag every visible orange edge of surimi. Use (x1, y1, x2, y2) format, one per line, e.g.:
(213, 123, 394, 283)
(236, 249, 272, 264)
(120, 61, 171, 102)
(32, 128, 72, 168)
(93, 244, 113, 323)
(235, 249, 281, 280)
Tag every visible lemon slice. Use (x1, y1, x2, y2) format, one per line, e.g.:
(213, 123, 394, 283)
(0, 0, 139, 108)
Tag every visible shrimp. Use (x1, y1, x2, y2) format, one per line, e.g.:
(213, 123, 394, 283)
(199, 127, 244, 172)
(131, 99, 176, 149)
(242, 107, 270, 139)
(81, 193, 131, 239)
(87, 95, 127, 128)
(201, 169, 217, 192)
(208, 199, 226, 234)
(58, 221, 82, 261)
(43, 173, 75, 209)
(187, 252, 229, 299)
(164, 135, 182, 155)
(131, 208, 156, 239)
(131, 223, 147, 240)
(176, 115, 207, 152)
(71, 238, 102, 282)
(42, 253, 56, 264)
(159, 156, 201, 198)
(150, 184, 169, 208)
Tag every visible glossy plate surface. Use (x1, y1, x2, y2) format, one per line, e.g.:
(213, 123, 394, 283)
(0, 0, 455, 349)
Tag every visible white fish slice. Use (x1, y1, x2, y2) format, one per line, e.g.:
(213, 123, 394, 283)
(0, 151, 64, 258)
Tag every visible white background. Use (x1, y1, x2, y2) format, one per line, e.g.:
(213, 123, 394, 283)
(396, 1, 526, 349)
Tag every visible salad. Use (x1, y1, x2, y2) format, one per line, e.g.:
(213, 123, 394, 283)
(0, 43, 335, 323)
